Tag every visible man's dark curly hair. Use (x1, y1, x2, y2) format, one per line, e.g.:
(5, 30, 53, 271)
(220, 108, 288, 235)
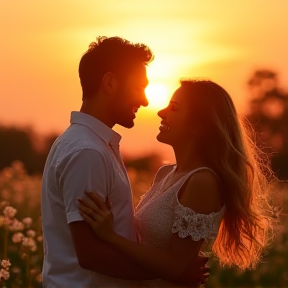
(79, 36, 154, 99)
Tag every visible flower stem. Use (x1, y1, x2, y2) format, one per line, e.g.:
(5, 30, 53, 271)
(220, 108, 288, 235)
(3, 217, 8, 259)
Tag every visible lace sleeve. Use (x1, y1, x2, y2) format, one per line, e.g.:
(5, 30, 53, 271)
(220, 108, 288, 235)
(172, 205, 225, 242)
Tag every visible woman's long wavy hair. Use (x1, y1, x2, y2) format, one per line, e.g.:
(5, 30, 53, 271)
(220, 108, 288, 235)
(181, 79, 276, 270)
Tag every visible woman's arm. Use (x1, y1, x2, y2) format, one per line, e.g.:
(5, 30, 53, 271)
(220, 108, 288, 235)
(79, 194, 203, 283)
(78, 170, 220, 282)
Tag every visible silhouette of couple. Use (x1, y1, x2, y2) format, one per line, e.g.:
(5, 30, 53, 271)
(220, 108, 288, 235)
(41, 36, 274, 287)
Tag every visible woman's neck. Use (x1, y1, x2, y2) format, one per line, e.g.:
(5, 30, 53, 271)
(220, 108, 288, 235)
(172, 143, 208, 174)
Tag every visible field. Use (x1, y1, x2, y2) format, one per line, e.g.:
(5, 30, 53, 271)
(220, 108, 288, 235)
(0, 161, 288, 287)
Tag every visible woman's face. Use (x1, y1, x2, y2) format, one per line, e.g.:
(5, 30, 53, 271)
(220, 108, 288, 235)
(156, 87, 200, 147)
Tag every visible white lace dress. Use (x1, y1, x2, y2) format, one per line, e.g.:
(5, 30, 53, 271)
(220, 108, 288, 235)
(135, 165, 226, 287)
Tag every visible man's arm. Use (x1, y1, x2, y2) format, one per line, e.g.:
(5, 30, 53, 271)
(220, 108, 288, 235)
(69, 221, 155, 280)
(60, 148, 155, 279)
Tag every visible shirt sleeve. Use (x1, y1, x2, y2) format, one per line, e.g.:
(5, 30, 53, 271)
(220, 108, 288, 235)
(57, 148, 110, 224)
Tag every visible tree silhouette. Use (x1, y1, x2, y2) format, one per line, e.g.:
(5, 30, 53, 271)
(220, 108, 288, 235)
(0, 126, 58, 175)
(246, 70, 288, 180)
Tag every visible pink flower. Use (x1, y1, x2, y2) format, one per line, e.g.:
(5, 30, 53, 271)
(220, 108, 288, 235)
(12, 232, 24, 243)
(9, 219, 24, 231)
(22, 217, 33, 227)
(22, 237, 37, 252)
(0, 260, 11, 269)
(3, 206, 17, 218)
(26, 230, 36, 238)
(0, 268, 10, 280)
(37, 235, 43, 242)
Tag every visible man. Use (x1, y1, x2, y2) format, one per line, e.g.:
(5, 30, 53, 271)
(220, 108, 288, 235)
(41, 36, 208, 287)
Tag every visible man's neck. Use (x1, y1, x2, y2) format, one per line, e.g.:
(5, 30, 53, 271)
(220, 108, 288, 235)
(80, 98, 115, 128)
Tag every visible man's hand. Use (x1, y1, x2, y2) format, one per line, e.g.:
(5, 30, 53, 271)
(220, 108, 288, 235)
(176, 253, 210, 287)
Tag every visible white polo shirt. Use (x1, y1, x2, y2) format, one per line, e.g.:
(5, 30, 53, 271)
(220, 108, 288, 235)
(41, 111, 138, 288)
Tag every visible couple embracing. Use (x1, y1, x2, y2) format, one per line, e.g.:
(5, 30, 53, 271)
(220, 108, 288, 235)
(41, 36, 274, 288)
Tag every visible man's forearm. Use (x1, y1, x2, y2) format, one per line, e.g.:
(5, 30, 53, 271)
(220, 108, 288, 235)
(70, 221, 157, 280)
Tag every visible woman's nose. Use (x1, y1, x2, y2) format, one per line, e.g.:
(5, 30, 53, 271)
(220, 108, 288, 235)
(157, 108, 166, 117)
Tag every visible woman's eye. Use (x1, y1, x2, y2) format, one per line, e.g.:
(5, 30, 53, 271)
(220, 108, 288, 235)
(170, 105, 177, 111)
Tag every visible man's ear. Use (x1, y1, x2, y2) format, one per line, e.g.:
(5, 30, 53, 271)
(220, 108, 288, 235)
(102, 72, 118, 95)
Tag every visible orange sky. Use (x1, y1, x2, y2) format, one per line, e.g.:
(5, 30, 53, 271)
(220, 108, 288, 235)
(1, 0, 288, 163)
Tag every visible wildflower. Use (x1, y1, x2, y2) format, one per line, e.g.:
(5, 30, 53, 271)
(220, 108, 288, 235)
(0, 260, 10, 281)
(3, 206, 17, 218)
(0, 201, 9, 210)
(0, 260, 11, 270)
(2, 167, 12, 180)
(11, 266, 21, 274)
(22, 237, 37, 252)
(26, 230, 36, 238)
(0, 268, 10, 280)
(20, 253, 27, 259)
(37, 235, 43, 242)
(22, 217, 33, 227)
(11, 160, 24, 173)
(35, 273, 42, 283)
(12, 232, 24, 243)
(9, 219, 24, 231)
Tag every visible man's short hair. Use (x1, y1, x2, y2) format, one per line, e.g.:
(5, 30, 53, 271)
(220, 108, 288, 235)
(79, 36, 154, 99)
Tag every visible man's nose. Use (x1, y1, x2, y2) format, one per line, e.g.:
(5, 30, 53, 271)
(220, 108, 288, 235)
(140, 95, 149, 107)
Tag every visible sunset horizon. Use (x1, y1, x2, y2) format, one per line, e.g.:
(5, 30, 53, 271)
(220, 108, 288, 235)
(1, 0, 287, 161)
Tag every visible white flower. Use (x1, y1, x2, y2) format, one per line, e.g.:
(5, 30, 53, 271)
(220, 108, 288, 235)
(0, 268, 10, 280)
(26, 230, 36, 238)
(0, 260, 11, 269)
(12, 232, 24, 243)
(3, 206, 17, 218)
(22, 217, 33, 227)
(9, 219, 24, 231)
(22, 237, 37, 252)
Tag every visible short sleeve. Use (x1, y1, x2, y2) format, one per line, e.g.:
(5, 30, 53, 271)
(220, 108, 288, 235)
(57, 149, 110, 224)
(172, 205, 224, 242)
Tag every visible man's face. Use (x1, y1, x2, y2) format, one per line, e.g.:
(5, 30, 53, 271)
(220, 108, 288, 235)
(112, 64, 149, 128)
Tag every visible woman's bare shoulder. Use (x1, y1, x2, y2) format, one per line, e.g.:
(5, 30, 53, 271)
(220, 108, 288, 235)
(179, 169, 222, 214)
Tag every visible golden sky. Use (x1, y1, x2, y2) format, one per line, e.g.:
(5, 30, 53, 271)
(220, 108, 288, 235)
(1, 0, 287, 162)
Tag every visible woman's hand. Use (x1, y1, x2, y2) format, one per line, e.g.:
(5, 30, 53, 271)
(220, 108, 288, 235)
(77, 192, 115, 242)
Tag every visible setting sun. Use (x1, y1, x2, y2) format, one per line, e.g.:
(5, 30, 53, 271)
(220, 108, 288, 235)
(145, 83, 170, 110)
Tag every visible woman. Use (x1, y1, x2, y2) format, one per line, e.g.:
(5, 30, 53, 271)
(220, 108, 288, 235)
(78, 80, 275, 287)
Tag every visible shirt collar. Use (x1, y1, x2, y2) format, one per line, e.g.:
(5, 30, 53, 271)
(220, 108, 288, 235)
(70, 111, 121, 146)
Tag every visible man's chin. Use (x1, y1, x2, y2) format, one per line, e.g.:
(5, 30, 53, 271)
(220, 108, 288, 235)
(118, 120, 135, 129)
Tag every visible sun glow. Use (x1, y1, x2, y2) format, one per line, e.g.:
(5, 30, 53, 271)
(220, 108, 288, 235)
(145, 83, 170, 110)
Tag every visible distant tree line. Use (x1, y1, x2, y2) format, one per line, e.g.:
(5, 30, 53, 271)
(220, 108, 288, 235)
(0, 69, 287, 179)
(0, 127, 58, 175)
(245, 70, 288, 180)
(0, 126, 162, 175)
